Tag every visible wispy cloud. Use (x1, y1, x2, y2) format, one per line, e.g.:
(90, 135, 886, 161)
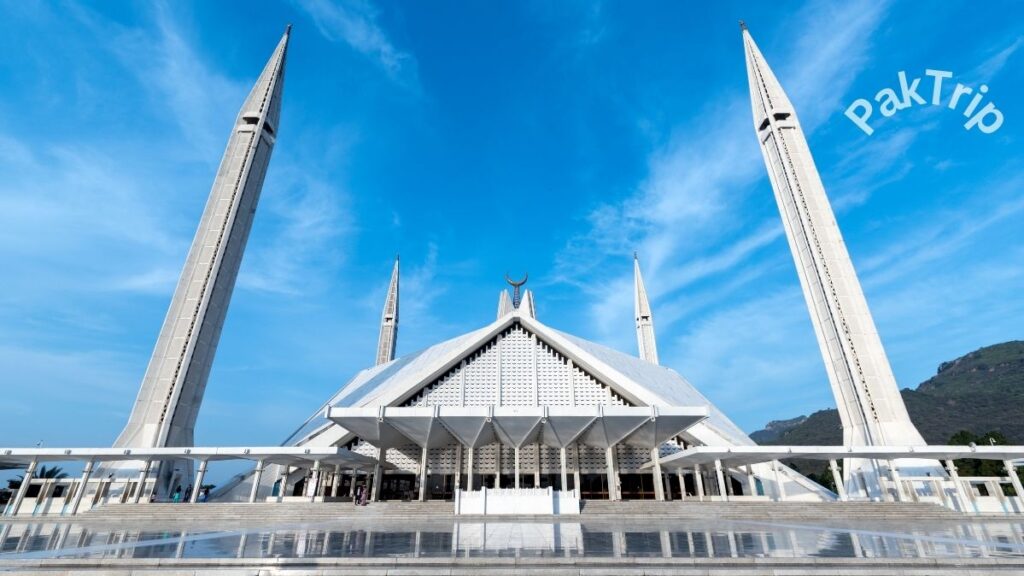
(828, 124, 925, 210)
(557, 0, 892, 346)
(239, 164, 349, 296)
(969, 35, 1023, 82)
(69, 2, 246, 162)
(295, 0, 417, 84)
(0, 134, 182, 296)
(858, 173, 1024, 286)
(670, 288, 832, 426)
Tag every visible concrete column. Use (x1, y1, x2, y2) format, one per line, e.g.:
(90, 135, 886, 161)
(332, 464, 342, 497)
(454, 444, 463, 492)
(190, 460, 208, 503)
(745, 465, 758, 497)
(249, 460, 265, 503)
(39, 479, 55, 512)
(349, 469, 358, 498)
(309, 461, 321, 502)
(560, 447, 568, 492)
(514, 447, 521, 489)
(371, 447, 385, 502)
(944, 460, 968, 511)
(277, 465, 289, 502)
(467, 447, 475, 491)
(8, 459, 38, 516)
(418, 445, 429, 501)
(887, 460, 907, 502)
(829, 459, 848, 501)
(933, 478, 951, 509)
(70, 460, 94, 515)
(573, 444, 582, 495)
(605, 446, 618, 501)
(694, 464, 705, 501)
(133, 460, 153, 504)
(772, 460, 786, 501)
(1004, 460, 1024, 508)
(677, 470, 687, 500)
(714, 459, 728, 502)
(534, 443, 541, 486)
(651, 447, 665, 501)
(495, 445, 502, 489)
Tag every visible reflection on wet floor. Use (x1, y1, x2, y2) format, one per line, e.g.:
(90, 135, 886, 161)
(1, 519, 1023, 561)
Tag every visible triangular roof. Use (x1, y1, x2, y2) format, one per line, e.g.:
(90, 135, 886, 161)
(284, 308, 754, 451)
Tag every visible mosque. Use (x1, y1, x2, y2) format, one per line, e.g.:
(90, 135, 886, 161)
(2, 24, 1022, 520)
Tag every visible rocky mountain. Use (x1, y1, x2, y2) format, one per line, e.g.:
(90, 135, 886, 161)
(750, 341, 1024, 447)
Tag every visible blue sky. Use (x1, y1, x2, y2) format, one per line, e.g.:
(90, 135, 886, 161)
(1, 1, 1022, 472)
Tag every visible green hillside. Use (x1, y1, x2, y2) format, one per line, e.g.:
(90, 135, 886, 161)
(750, 341, 1024, 447)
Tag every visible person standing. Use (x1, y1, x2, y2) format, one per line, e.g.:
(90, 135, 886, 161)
(172, 486, 182, 503)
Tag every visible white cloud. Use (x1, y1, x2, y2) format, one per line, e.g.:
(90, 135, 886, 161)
(238, 164, 349, 296)
(557, 0, 892, 345)
(68, 2, 246, 163)
(827, 125, 924, 210)
(858, 174, 1024, 287)
(666, 288, 832, 430)
(295, 0, 416, 83)
(969, 35, 1023, 83)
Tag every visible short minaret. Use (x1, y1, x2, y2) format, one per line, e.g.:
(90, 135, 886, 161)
(375, 256, 400, 366)
(497, 291, 514, 318)
(633, 253, 659, 365)
(109, 28, 291, 493)
(742, 25, 938, 492)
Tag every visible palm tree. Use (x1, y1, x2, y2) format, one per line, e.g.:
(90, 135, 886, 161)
(7, 465, 68, 489)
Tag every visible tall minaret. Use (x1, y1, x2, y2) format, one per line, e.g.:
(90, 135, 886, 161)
(111, 28, 290, 490)
(742, 24, 938, 492)
(375, 256, 400, 365)
(634, 253, 659, 365)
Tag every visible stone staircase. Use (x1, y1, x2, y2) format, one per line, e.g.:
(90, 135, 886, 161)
(580, 499, 961, 520)
(70, 499, 964, 525)
(78, 501, 454, 524)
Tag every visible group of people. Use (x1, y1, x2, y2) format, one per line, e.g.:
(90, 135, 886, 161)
(166, 484, 211, 503)
(352, 483, 369, 506)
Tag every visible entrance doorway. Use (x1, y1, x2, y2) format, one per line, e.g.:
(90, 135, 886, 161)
(380, 473, 416, 501)
(620, 473, 657, 500)
(427, 474, 455, 500)
(579, 474, 609, 500)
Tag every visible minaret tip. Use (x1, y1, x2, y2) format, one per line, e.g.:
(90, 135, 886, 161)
(739, 20, 747, 32)
(286, 23, 293, 35)
(375, 256, 400, 365)
(633, 255, 659, 365)
(633, 251, 638, 260)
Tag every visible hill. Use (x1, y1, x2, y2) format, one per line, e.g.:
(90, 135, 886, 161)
(750, 341, 1024, 447)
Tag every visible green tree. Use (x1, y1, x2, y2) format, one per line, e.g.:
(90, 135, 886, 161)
(948, 430, 1020, 495)
(7, 465, 68, 490)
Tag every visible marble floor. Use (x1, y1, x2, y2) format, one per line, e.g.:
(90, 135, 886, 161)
(1, 517, 1023, 562)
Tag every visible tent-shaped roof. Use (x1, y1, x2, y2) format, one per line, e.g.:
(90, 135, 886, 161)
(283, 309, 756, 452)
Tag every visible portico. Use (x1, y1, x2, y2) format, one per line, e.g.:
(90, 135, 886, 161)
(645, 445, 1024, 512)
(0, 447, 380, 516)
(326, 405, 707, 502)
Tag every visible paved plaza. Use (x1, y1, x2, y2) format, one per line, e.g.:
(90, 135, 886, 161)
(1, 502, 1024, 574)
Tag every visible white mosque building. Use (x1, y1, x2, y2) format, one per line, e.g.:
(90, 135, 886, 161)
(3, 24, 1023, 519)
